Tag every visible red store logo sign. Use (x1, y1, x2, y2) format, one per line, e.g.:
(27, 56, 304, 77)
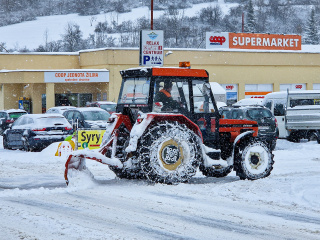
(225, 85, 234, 90)
(209, 36, 226, 45)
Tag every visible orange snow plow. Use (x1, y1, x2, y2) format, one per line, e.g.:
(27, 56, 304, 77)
(64, 130, 123, 185)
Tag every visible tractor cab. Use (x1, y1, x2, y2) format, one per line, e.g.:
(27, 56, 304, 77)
(117, 62, 220, 148)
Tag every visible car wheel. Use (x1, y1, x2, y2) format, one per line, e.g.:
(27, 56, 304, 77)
(307, 131, 318, 142)
(270, 139, 277, 151)
(3, 136, 9, 149)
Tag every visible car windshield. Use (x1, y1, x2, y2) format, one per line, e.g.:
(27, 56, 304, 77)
(9, 112, 26, 120)
(247, 108, 272, 120)
(82, 111, 110, 121)
(100, 104, 116, 112)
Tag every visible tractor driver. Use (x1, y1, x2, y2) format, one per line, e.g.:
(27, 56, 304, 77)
(155, 81, 180, 111)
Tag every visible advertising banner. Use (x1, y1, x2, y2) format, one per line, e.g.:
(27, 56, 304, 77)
(44, 70, 109, 83)
(77, 129, 106, 150)
(206, 32, 301, 51)
(139, 30, 164, 66)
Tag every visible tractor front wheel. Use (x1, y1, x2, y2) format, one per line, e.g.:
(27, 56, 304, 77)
(138, 121, 202, 184)
(234, 140, 274, 180)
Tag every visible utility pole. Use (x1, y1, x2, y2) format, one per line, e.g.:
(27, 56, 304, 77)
(242, 12, 244, 33)
(151, 0, 153, 30)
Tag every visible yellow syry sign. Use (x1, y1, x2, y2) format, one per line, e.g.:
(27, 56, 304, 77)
(77, 130, 106, 150)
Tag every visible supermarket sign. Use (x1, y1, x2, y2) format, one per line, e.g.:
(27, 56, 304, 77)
(206, 32, 301, 51)
(139, 30, 164, 66)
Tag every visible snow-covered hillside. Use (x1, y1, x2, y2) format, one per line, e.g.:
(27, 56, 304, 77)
(0, 2, 237, 50)
(1, 137, 320, 240)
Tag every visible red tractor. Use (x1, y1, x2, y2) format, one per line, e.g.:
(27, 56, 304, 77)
(65, 62, 274, 184)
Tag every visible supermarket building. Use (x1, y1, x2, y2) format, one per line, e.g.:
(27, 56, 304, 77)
(1, 47, 320, 113)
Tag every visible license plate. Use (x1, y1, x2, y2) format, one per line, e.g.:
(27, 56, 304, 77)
(51, 130, 62, 132)
(259, 126, 269, 130)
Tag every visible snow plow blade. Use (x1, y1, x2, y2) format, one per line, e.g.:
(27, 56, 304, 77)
(64, 149, 123, 185)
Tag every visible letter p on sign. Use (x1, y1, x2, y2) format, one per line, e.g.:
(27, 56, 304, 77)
(143, 56, 150, 64)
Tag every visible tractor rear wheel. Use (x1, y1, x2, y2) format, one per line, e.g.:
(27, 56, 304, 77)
(138, 121, 202, 184)
(234, 140, 274, 180)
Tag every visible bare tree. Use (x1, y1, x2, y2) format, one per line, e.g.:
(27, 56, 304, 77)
(62, 22, 83, 52)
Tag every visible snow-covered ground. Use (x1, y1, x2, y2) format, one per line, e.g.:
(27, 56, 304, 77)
(0, 137, 319, 240)
(0, 2, 238, 50)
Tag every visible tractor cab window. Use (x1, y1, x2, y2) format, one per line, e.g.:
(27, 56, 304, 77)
(193, 81, 215, 113)
(153, 79, 190, 113)
(118, 77, 150, 105)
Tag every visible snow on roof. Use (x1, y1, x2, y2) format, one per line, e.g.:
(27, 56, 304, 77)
(22, 113, 65, 119)
(3, 109, 27, 113)
(265, 90, 320, 98)
(0, 52, 79, 56)
(0, 69, 109, 73)
(91, 101, 116, 104)
(75, 107, 108, 112)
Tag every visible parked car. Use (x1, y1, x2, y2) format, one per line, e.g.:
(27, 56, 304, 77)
(63, 107, 110, 130)
(86, 101, 117, 114)
(46, 106, 76, 114)
(0, 109, 27, 135)
(3, 114, 73, 151)
(220, 105, 279, 150)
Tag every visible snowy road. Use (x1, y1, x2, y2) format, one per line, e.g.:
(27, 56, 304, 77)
(0, 138, 320, 240)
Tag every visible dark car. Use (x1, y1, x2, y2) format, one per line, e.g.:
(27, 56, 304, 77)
(3, 114, 73, 151)
(86, 101, 117, 114)
(0, 109, 27, 135)
(220, 105, 279, 150)
(63, 107, 110, 130)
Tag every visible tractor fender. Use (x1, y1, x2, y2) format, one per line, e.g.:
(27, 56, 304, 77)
(125, 113, 203, 153)
(101, 113, 133, 147)
(230, 130, 255, 166)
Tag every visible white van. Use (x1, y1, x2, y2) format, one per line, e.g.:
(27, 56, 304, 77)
(262, 90, 320, 142)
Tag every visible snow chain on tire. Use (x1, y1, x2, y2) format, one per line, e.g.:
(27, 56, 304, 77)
(234, 140, 274, 180)
(137, 121, 202, 184)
